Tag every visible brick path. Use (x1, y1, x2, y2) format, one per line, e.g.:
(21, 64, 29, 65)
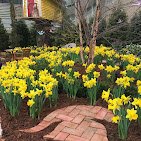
(20, 105, 113, 141)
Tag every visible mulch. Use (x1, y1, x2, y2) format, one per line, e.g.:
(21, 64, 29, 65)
(0, 93, 141, 141)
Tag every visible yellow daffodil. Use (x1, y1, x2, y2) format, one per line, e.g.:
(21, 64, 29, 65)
(73, 71, 81, 78)
(27, 99, 35, 107)
(102, 89, 110, 102)
(93, 71, 100, 78)
(126, 108, 138, 121)
(112, 115, 120, 123)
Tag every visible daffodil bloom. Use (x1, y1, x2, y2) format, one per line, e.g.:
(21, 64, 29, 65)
(102, 89, 110, 102)
(86, 63, 96, 73)
(121, 94, 130, 105)
(27, 99, 35, 107)
(126, 108, 138, 121)
(132, 98, 141, 108)
(137, 80, 141, 87)
(73, 71, 81, 78)
(138, 86, 141, 94)
(112, 115, 120, 123)
(107, 74, 111, 78)
(84, 78, 97, 88)
(98, 64, 105, 70)
(115, 77, 132, 89)
(120, 70, 127, 76)
(56, 71, 63, 77)
(82, 63, 87, 68)
(108, 98, 122, 112)
(62, 60, 75, 67)
(93, 71, 100, 78)
(105, 65, 115, 73)
(82, 75, 89, 82)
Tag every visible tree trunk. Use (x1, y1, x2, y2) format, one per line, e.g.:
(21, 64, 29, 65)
(88, 0, 101, 64)
(77, 0, 91, 47)
(76, 1, 85, 64)
(9, 0, 17, 48)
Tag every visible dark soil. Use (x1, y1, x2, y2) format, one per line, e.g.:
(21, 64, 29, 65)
(0, 93, 141, 141)
(0, 93, 87, 141)
(94, 119, 141, 141)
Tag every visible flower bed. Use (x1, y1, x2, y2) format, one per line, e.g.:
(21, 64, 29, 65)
(0, 45, 141, 140)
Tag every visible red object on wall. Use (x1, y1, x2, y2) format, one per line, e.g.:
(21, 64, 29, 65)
(28, 0, 34, 17)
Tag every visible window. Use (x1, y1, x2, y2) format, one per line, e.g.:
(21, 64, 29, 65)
(14, 0, 22, 4)
(0, 0, 22, 4)
(0, 0, 9, 3)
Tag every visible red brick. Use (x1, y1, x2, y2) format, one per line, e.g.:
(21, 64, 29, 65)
(64, 106, 77, 113)
(44, 130, 60, 139)
(66, 135, 89, 141)
(90, 121, 106, 130)
(91, 106, 102, 114)
(44, 134, 54, 139)
(72, 114, 85, 124)
(43, 112, 58, 121)
(54, 124, 65, 132)
(61, 121, 78, 129)
(56, 114, 73, 121)
(95, 129, 107, 136)
(95, 108, 108, 120)
(19, 128, 35, 133)
(104, 113, 114, 122)
(91, 133, 105, 141)
(29, 125, 45, 132)
(76, 121, 90, 132)
(38, 120, 50, 127)
(81, 127, 96, 140)
(62, 127, 83, 136)
(51, 117, 62, 123)
(76, 105, 93, 111)
(68, 109, 80, 118)
(80, 110, 95, 117)
(103, 136, 108, 141)
(84, 116, 93, 122)
(54, 132, 69, 140)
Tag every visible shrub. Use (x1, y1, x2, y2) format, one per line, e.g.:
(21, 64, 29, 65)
(0, 19, 9, 51)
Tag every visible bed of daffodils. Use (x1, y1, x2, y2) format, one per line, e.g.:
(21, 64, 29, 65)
(0, 45, 141, 140)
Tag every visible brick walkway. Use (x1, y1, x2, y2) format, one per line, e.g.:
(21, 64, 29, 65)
(20, 105, 113, 141)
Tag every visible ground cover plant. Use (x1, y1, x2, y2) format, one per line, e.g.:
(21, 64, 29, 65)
(0, 45, 141, 140)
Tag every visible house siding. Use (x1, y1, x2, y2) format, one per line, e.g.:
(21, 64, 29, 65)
(41, 0, 62, 21)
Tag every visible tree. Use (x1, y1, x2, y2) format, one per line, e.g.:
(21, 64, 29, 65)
(15, 20, 30, 47)
(97, 18, 107, 46)
(0, 19, 9, 51)
(30, 24, 37, 46)
(129, 11, 141, 45)
(105, 8, 129, 48)
(50, 4, 79, 47)
(74, 0, 101, 64)
(9, 0, 17, 48)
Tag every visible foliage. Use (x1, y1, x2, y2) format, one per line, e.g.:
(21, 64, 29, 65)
(51, 17, 79, 46)
(105, 8, 129, 48)
(120, 44, 141, 57)
(29, 24, 37, 46)
(1, 45, 141, 140)
(0, 19, 9, 51)
(15, 20, 30, 47)
(129, 11, 141, 45)
(97, 19, 107, 46)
